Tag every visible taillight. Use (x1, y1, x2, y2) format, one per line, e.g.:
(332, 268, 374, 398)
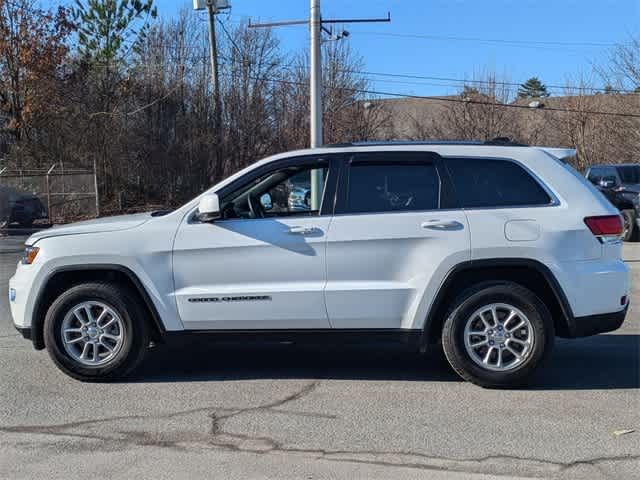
(583, 215, 623, 236)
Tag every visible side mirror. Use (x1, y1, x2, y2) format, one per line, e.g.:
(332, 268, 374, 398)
(599, 177, 617, 189)
(197, 193, 221, 222)
(260, 193, 273, 211)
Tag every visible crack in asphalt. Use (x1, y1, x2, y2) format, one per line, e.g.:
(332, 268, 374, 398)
(1, 380, 638, 477)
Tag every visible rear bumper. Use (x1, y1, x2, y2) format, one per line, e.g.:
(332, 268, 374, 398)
(566, 305, 628, 338)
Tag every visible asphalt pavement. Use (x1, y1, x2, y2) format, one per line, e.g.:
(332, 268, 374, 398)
(0, 233, 638, 479)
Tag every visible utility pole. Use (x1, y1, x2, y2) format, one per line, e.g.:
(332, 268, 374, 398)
(249, 3, 390, 207)
(194, 0, 230, 130)
(206, 1, 221, 131)
(309, 0, 322, 149)
(249, 4, 390, 149)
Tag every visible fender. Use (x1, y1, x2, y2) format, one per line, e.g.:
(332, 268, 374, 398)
(421, 258, 575, 345)
(31, 264, 166, 349)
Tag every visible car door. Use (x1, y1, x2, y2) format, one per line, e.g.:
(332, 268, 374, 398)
(324, 151, 471, 330)
(172, 155, 339, 330)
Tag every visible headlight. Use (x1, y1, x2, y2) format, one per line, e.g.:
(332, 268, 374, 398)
(21, 246, 40, 265)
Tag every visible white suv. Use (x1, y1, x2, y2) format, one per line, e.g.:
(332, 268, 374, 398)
(9, 142, 630, 387)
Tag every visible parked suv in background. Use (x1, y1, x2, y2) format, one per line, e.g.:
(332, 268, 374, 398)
(10, 142, 629, 387)
(0, 186, 48, 229)
(586, 164, 640, 242)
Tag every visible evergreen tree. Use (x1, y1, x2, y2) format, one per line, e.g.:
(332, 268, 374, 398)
(517, 77, 550, 98)
(73, 0, 157, 64)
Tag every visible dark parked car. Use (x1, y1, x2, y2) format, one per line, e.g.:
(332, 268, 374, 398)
(0, 186, 48, 229)
(586, 164, 640, 241)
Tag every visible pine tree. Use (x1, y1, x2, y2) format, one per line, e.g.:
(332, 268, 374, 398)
(517, 77, 550, 99)
(73, 0, 157, 64)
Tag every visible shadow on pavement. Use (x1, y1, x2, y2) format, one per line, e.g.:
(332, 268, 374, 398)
(128, 334, 639, 390)
(131, 343, 460, 383)
(529, 334, 639, 390)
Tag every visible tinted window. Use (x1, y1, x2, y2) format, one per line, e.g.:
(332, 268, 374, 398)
(446, 158, 551, 208)
(617, 165, 640, 184)
(346, 163, 440, 214)
(588, 166, 617, 184)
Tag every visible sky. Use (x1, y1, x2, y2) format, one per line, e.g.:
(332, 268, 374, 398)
(80, 0, 640, 97)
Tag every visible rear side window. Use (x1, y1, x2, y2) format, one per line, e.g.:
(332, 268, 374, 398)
(617, 165, 640, 184)
(446, 158, 551, 208)
(346, 162, 440, 214)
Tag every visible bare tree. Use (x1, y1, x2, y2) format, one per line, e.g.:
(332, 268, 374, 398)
(284, 40, 391, 147)
(407, 71, 520, 142)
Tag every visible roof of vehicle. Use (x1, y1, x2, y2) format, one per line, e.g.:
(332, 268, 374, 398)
(315, 139, 576, 162)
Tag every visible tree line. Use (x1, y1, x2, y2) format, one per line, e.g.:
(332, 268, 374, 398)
(0, 0, 638, 215)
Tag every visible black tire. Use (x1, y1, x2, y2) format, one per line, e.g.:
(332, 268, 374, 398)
(442, 282, 554, 388)
(621, 209, 637, 242)
(44, 282, 149, 382)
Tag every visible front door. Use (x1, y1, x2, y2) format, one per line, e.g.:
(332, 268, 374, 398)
(172, 156, 337, 330)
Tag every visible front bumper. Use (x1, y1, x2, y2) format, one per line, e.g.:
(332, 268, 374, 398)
(568, 305, 628, 337)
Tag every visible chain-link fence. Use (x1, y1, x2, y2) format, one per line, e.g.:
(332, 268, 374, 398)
(0, 165, 98, 227)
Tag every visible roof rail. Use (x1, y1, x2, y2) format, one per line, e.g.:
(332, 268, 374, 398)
(323, 139, 530, 148)
(322, 140, 485, 148)
(483, 137, 528, 147)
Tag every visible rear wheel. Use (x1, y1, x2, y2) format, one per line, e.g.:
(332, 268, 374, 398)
(442, 282, 553, 388)
(44, 282, 149, 381)
(621, 209, 637, 242)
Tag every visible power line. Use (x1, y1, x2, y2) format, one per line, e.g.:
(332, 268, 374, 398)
(221, 13, 625, 49)
(86, 57, 640, 96)
(218, 72, 640, 119)
(84, 50, 639, 96)
(351, 30, 624, 48)
(341, 69, 640, 95)
(121, 28, 639, 95)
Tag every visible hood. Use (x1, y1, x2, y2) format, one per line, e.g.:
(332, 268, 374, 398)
(27, 213, 152, 244)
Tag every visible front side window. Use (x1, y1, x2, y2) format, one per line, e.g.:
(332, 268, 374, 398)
(446, 158, 551, 208)
(588, 167, 617, 184)
(587, 167, 605, 183)
(221, 164, 328, 219)
(346, 162, 440, 214)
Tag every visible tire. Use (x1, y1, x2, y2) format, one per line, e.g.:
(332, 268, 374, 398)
(621, 209, 637, 242)
(44, 282, 149, 382)
(442, 282, 554, 388)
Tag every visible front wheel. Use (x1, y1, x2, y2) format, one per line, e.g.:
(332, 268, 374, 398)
(442, 282, 554, 388)
(44, 282, 149, 381)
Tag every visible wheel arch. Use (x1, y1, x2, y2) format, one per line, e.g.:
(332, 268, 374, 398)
(31, 264, 165, 350)
(421, 258, 575, 346)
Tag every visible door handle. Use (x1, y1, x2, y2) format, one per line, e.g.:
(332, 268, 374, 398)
(288, 226, 317, 235)
(421, 219, 464, 231)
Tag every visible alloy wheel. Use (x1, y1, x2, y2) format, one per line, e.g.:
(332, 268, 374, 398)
(60, 301, 125, 366)
(463, 303, 534, 372)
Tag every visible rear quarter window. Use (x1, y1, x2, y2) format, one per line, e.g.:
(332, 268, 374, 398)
(445, 157, 552, 208)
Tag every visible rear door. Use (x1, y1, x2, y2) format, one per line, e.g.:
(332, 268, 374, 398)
(324, 151, 471, 330)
